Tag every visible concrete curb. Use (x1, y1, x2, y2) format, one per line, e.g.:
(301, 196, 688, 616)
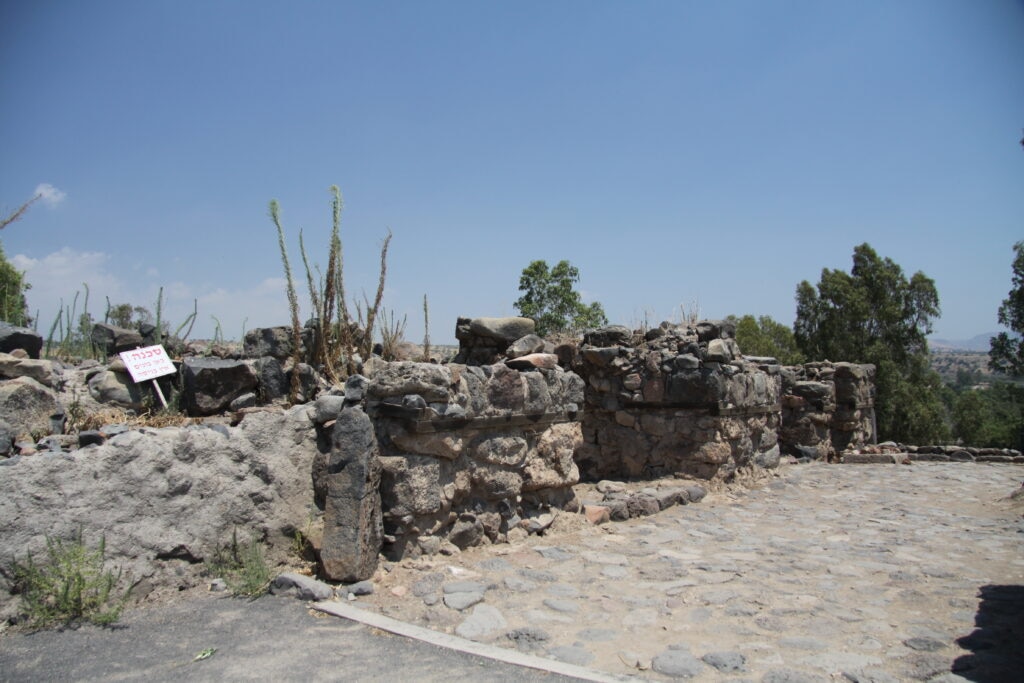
(312, 600, 629, 683)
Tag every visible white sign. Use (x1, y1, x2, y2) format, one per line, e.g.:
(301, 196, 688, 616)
(119, 345, 176, 383)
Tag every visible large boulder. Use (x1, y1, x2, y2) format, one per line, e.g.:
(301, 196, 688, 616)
(0, 323, 42, 359)
(181, 358, 258, 416)
(91, 323, 144, 357)
(88, 368, 147, 410)
(321, 407, 383, 582)
(0, 406, 322, 621)
(0, 353, 62, 388)
(243, 326, 296, 361)
(0, 376, 60, 439)
(467, 317, 535, 344)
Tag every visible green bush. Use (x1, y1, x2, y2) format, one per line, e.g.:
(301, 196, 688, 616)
(209, 530, 271, 598)
(12, 529, 131, 628)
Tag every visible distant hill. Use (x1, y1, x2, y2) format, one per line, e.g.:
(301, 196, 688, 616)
(929, 333, 1001, 352)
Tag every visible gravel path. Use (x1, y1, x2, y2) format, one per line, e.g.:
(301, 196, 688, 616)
(354, 462, 1024, 682)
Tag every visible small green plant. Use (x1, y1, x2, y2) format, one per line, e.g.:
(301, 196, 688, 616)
(209, 530, 271, 598)
(12, 529, 132, 628)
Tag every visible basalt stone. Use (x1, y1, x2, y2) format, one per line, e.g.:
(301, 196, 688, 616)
(321, 407, 383, 582)
(506, 334, 545, 359)
(583, 325, 633, 347)
(581, 347, 620, 367)
(243, 326, 297, 361)
(0, 376, 61, 439)
(255, 357, 288, 402)
(90, 323, 144, 357)
(666, 368, 724, 405)
(0, 322, 43, 359)
(469, 317, 536, 344)
(505, 353, 558, 371)
(367, 362, 452, 403)
(695, 319, 735, 342)
(181, 358, 259, 416)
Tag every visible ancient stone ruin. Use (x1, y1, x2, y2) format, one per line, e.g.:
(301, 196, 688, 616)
(572, 320, 783, 482)
(0, 313, 901, 618)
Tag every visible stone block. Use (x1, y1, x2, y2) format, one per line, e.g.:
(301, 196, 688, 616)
(322, 407, 383, 582)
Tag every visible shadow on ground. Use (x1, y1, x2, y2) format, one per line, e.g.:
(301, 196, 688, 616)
(952, 584, 1024, 682)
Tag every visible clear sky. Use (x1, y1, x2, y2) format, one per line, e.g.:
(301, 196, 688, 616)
(2, 1, 1022, 345)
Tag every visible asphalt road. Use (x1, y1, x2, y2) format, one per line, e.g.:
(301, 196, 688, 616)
(0, 593, 590, 682)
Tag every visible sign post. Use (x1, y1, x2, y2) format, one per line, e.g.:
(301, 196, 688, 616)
(118, 345, 177, 409)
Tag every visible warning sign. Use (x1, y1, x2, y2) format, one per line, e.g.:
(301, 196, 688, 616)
(119, 345, 176, 383)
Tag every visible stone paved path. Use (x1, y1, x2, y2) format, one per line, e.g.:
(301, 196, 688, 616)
(355, 462, 1024, 681)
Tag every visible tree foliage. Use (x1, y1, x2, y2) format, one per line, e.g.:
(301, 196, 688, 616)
(727, 314, 805, 365)
(794, 243, 947, 443)
(0, 242, 29, 325)
(514, 260, 607, 337)
(945, 381, 1024, 449)
(0, 194, 41, 326)
(988, 241, 1024, 376)
(105, 303, 153, 329)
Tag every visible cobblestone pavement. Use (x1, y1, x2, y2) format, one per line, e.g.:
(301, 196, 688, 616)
(356, 462, 1024, 682)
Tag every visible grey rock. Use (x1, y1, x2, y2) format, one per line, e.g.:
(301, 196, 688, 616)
(506, 627, 550, 652)
(321, 407, 383, 582)
(270, 572, 334, 601)
(0, 376, 60, 439)
(347, 580, 375, 596)
(652, 650, 705, 678)
(443, 581, 486, 594)
(469, 317, 536, 344)
(702, 651, 747, 672)
(583, 326, 633, 347)
(367, 362, 452, 402)
(0, 354, 60, 387)
(504, 576, 536, 592)
(77, 430, 105, 447)
(685, 485, 707, 503)
(90, 323, 143, 356)
(548, 645, 594, 666)
(229, 392, 257, 410)
(344, 374, 370, 403)
(455, 604, 507, 640)
(181, 358, 258, 416)
(0, 406, 319, 622)
(243, 326, 297, 361)
(87, 369, 146, 410)
(0, 322, 43, 358)
(444, 591, 485, 611)
(255, 357, 288, 402)
(312, 395, 346, 424)
(506, 334, 546, 359)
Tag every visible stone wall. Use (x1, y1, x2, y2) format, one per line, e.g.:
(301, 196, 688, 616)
(573, 321, 783, 481)
(778, 361, 876, 461)
(357, 356, 585, 561)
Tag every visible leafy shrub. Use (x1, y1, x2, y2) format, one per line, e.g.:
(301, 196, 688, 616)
(12, 529, 131, 628)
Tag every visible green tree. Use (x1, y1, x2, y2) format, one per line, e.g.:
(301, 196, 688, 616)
(951, 383, 1023, 448)
(0, 242, 29, 325)
(989, 241, 1024, 376)
(1, 193, 41, 326)
(514, 260, 607, 337)
(727, 314, 805, 365)
(105, 303, 153, 329)
(794, 243, 948, 443)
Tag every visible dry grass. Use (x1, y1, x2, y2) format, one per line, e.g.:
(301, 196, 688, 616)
(73, 407, 193, 433)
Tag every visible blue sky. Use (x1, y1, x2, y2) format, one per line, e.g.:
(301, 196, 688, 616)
(2, 1, 1022, 345)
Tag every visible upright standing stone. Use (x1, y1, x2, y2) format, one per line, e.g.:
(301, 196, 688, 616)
(321, 407, 383, 582)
